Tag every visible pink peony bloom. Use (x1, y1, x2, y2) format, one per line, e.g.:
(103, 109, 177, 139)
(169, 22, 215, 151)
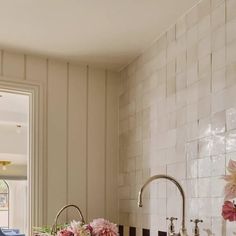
(223, 159, 236, 200)
(90, 219, 118, 236)
(222, 201, 236, 222)
(224, 183, 236, 200)
(57, 229, 74, 236)
(67, 221, 92, 236)
(227, 159, 236, 174)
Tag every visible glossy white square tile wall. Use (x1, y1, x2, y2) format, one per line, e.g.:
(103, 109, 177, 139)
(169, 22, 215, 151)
(119, 0, 236, 234)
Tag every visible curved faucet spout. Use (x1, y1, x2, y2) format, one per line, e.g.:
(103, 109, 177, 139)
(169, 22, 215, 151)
(138, 174, 186, 234)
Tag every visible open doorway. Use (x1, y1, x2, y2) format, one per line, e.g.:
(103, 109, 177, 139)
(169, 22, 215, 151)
(0, 91, 29, 236)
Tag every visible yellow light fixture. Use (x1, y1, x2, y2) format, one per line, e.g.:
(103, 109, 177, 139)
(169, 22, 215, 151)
(0, 161, 11, 171)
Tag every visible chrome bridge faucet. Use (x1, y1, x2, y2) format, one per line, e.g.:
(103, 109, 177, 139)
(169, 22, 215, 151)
(137, 174, 188, 236)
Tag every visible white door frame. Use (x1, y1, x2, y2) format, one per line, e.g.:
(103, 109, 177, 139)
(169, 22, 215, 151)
(0, 77, 45, 235)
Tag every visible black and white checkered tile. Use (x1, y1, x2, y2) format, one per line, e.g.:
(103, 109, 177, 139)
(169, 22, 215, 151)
(118, 225, 167, 236)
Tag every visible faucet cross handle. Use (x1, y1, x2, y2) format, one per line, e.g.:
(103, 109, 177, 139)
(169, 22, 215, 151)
(166, 217, 178, 235)
(167, 217, 178, 223)
(190, 219, 203, 236)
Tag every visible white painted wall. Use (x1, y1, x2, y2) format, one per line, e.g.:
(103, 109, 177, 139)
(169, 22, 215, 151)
(0, 50, 119, 226)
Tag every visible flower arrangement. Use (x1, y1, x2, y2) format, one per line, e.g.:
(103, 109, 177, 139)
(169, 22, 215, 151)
(222, 159, 236, 222)
(34, 219, 118, 236)
(90, 219, 118, 236)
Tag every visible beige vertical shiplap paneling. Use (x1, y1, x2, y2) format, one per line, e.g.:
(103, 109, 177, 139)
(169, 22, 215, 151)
(67, 64, 87, 220)
(0, 51, 2, 75)
(0, 48, 120, 225)
(2, 51, 25, 80)
(106, 72, 119, 222)
(47, 60, 68, 224)
(26, 56, 47, 83)
(87, 68, 106, 221)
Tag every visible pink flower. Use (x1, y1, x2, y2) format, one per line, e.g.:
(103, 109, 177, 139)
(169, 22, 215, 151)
(224, 183, 236, 200)
(57, 229, 74, 236)
(90, 219, 118, 236)
(67, 221, 92, 236)
(223, 159, 236, 200)
(227, 159, 236, 174)
(222, 201, 236, 222)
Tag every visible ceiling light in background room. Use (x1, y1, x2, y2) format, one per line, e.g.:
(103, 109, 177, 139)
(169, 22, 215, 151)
(0, 161, 11, 171)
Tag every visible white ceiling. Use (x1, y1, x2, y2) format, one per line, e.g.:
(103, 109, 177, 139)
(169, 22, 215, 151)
(0, 0, 199, 70)
(0, 92, 29, 123)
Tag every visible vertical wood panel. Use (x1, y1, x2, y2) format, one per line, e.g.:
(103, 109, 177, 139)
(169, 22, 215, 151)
(26, 56, 47, 83)
(87, 68, 106, 221)
(0, 49, 120, 225)
(0, 50, 2, 75)
(3, 51, 25, 80)
(106, 72, 119, 222)
(67, 64, 87, 220)
(47, 60, 68, 224)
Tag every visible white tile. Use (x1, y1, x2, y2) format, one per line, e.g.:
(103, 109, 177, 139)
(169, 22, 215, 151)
(198, 15, 211, 40)
(187, 25, 198, 48)
(186, 5, 199, 29)
(187, 121, 199, 141)
(176, 72, 187, 91)
(199, 137, 213, 157)
(176, 52, 186, 74)
(227, 41, 236, 64)
(211, 155, 226, 176)
(226, 64, 236, 87)
(198, 157, 211, 177)
(187, 179, 198, 197)
(198, 96, 211, 119)
(198, 0, 211, 19)
(187, 44, 198, 66)
(167, 162, 186, 180)
(212, 67, 226, 93)
(226, 0, 236, 22)
(198, 178, 211, 197)
(211, 2, 225, 32)
(226, 18, 236, 44)
(198, 54, 211, 79)
(211, 89, 226, 114)
(199, 117, 212, 138)
(176, 107, 186, 128)
(212, 47, 226, 72)
(212, 111, 226, 134)
(212, 0, 224, 9)
(198, 33, 211, 59)
(211, 198, 224, 217)
(198, 77, 211, 99)
(176, 16, 186, 38)
(186, 140, 198, 160)
(167, 25, 176, 44)
(210, 177, 225, 197)
(187, 63, 198, 86)
(212, 134, 226, 155)
(212, 25, 226, 52)
(187, 103, 198, 123)
(226, 130, 236, 153)
(226, 107, 236, 130)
